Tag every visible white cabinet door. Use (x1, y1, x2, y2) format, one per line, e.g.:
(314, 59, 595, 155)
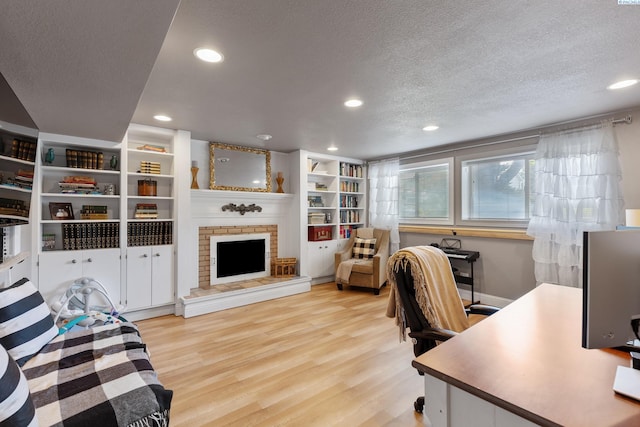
(307, 240, 337, 279)
(38, 251, 83, 304)
(38, 248, 121, 307)
(151, 245, 174, 306)
(125, 246, 152, 310)
(80, 248, 122, 307)
(126, 245, 174, 310)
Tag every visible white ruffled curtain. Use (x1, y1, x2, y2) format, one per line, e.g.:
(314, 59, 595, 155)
(368, 158, 400, 253)
(526, 122, 624, 287)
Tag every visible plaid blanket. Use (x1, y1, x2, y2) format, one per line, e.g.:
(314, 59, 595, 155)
(21, 322, 172, 427)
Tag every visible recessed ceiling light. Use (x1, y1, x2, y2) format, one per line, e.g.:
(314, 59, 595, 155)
(327, 146, 338, 151)
(422, 125, 439, 131)
(344, 99, 363, 108)
(256, 134, 272, 141)
(607, 79, 638, 90)
(153, 115, 172, 122)
(194, 48, 224, 63)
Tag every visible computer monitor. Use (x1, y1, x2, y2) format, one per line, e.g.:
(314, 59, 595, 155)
(582, 229, 640, 349)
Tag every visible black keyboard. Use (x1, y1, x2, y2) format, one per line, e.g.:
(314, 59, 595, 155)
(439, 248, 480, 261)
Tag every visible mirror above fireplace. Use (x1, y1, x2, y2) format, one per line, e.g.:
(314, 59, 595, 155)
(209, 142, 271, 192)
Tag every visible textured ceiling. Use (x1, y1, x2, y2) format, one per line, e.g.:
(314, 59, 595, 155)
(0, 0, 180, 142)
(2, 1, 640, 159)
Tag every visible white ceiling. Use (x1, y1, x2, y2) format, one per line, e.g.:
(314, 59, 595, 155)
(2, 1, 640, 160)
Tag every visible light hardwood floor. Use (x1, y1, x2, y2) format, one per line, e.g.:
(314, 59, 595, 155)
(136, 282, 431, 427)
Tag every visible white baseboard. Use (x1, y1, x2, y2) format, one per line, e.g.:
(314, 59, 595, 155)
(123, 304, 175, 321)
(180, 276, 312, 318)
(457, 288, 512, 308)
(310, 275, 334, 285)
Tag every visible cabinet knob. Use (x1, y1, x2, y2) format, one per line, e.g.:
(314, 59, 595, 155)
(154, 253, 160, 257)
(143, 253, 148, 258)
(87, 258, 92, 263)
(71, 259, 77, 264)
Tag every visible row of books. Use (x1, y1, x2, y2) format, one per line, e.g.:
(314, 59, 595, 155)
(0, 197, 28, 218)
(340, 180, 360, 193)
(340, 162, 363, 178)
(80, 205, 108, 220)
(66, 149, 105, 170)
(134, 203, 158, 219)
(61, 222, 119, 250)
(127, 221, 173, 247)
(139, 161, 161, 174)
(10, 139, 37, 162)
(340, 225, 359, 239)
(340, 195, 359, 208)
(339, 210, 361, 224)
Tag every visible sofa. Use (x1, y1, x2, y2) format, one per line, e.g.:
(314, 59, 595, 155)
(0, 277, 172, 427)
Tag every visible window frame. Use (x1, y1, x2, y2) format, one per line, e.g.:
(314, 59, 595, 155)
(456, 146, 536, 228)
(399, 157, 454, 226)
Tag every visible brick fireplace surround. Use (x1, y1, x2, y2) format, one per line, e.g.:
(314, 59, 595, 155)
(198, 224, 278, 289)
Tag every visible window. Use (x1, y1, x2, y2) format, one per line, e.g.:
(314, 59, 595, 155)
(461, 152, 535, 222)
(399, 158, 453, 224)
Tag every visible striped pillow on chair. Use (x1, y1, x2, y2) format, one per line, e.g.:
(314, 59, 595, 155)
(0, 343, 37, 426)
(0, 278, 58, 367)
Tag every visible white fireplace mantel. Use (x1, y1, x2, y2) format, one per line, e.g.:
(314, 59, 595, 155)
(191, 189, 295, 221)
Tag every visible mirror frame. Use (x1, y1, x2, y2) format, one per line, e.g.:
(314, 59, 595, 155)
(209, 142, 272, 192)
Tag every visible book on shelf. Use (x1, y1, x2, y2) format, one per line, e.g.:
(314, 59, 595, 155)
(11, 139, 37, 162)
(61, 222, 119, 250)
(127, 220, 173, 246)
(0, 198, 28, 217)
(80, 205, 108, 220)
(65, 149, 105, 169)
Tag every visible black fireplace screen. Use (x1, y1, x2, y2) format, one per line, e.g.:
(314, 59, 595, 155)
(217, 239, 266, 278)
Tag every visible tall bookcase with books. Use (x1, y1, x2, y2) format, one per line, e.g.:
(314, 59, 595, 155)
(300, 151, 366, 282)
(123, 124, 175, 311)
(36, 133, 122, 305)
(338, 161, 366, 239)
(0, 122, 38, 229)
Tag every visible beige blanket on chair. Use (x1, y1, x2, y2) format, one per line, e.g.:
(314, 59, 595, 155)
(336, 258, 365, 284)
(386, 246, 469, 337)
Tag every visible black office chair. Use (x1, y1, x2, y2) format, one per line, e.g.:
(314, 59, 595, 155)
(388, 248, 499, 413)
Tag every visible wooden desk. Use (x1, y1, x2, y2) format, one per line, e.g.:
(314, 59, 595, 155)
(412, 283, 640, 427)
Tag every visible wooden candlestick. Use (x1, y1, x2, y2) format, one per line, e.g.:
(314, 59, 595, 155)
(276, 171, 284, 193)
(191, 167, 200, 189)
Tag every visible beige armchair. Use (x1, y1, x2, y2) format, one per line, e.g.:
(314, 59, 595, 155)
(334, 227, 390, 295)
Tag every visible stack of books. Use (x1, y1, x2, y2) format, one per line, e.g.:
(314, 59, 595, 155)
(139, 161, 161, 174)
(4, 169, 34, 190)
(134, 203, 158, 219)
(80, 205, 108, 220)
(0, 198, 28, 218)
(59, 176, 98, 194)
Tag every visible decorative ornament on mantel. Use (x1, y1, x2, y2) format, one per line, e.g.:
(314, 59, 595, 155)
(221, 203, 263, 215)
